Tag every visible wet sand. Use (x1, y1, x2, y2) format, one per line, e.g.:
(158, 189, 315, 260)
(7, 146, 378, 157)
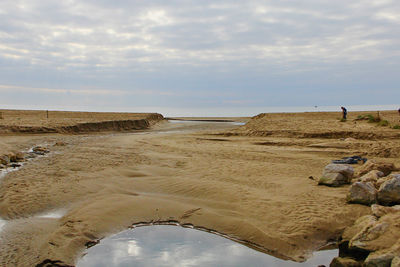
(0, 110, 399, 266)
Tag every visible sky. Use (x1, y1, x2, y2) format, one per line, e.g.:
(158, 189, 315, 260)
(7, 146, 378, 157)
(0, 0, 399, 116)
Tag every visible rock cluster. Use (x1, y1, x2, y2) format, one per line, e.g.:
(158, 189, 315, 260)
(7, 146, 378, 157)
(0, 146, 50, 170)
(347, 160, 400, 206)
(318, 159, 400, 266)
(331, 204, 400, 266)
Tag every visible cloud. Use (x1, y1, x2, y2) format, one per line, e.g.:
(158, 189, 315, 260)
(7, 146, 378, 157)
(0, 0, 399, 114)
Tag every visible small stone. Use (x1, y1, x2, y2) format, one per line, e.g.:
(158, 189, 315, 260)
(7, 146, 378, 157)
(0, 155, 10, 165)
(54, 141, 66, 146)
(8, 152, 17, 162)
(330, 257, 362, 267)
(32, 146, 50, 154)
(347, 182, 377, 205)
(15, 152, 25, 161)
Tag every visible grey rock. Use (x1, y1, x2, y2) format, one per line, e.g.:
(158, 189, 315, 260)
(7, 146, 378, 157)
(319, 164, 354, 186)
(377, 175, 400, 205)
(347, 182, 377, 205)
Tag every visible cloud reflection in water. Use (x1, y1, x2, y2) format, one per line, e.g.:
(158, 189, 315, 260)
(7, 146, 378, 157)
(77, 225, 337, 267)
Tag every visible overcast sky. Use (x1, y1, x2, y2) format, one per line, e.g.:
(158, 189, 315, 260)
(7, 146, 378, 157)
(0, 0, 399, 116)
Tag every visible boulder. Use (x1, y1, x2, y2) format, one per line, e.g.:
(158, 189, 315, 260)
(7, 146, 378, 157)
(371, 204, 400, 218)
(364, 252, 394, 267)
(342, 215, 377, 242)
(357, 160, 397, 177)
(319, 164, 354, 187)
(377, 175, 400, 205)
(0, 155, 10, 165)
(359, 170, 385, 184)
(349, 222, 390, 251)
(330, 257, 362, 267)
(391, 257, 400, 267)
(347, 182, 377, 205)
(376, 176, 395, 190)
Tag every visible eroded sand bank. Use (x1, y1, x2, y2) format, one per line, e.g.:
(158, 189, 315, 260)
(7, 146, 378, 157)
(0, 110, 399, 266)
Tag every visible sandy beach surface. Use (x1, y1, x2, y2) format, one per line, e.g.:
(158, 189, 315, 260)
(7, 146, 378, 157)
(1, 110, 400, 266)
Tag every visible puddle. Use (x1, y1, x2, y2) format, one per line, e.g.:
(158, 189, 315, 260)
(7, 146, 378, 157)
(0, 162, 25, 180)
(0, 218, 6, 232)
(77, 225, 337, 267)
(36, 209, 66, 219)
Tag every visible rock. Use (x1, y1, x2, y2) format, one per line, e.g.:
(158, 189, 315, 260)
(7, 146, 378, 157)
(359, 170, 385, 184)
(8, 152, 17, 162)
(32, 146, 49, 154)
(330, 257, 362, 267)
(54, 141, 66, 146)
(342, 215, 377, 242)
(377, 175, 400, 205)
(391, 257, 400, 267)
(347, 182, 377, 205)
(357, 160, 398, 177)
(25, 152, 37, 159)
(371, 204, 400, 218)
(376, 176, 395, 190)
(0, 155, 10, 165)
(319, 164, 354, 186)
(15, 152, 25, 161)
(350, 222, 390, 251)
(364, 252, 394, 267)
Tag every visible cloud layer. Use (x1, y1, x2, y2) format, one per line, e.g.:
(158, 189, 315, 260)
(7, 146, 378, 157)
(1, 0, 399, 115)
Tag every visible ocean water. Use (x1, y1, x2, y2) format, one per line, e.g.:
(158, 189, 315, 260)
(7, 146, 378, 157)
(1, 104, 398, 117)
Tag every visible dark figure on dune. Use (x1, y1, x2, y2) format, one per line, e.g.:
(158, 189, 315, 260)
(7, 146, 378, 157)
(341, 106, 347, 120)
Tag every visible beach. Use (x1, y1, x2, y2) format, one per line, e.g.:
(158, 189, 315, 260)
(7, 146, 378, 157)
(1, 109, 400, 266)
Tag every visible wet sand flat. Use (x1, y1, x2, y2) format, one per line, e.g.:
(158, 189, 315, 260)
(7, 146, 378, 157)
(0, 110, 399, 266)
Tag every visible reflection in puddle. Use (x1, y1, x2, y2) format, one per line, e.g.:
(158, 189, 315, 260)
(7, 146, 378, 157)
(77, 225, 337, 267)
(0, 218, 6, 232)
(36, 209, 66, 219)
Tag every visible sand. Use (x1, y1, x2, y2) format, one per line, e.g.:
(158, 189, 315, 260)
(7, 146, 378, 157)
(0, 110, 399, 266)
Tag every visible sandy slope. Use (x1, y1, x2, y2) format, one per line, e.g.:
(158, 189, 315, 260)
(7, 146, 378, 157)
(0, 110, 163, 134)
(0, 111, 399, 266)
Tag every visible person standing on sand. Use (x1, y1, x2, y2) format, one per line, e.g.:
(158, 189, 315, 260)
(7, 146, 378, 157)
(341, 106, 347, 120)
